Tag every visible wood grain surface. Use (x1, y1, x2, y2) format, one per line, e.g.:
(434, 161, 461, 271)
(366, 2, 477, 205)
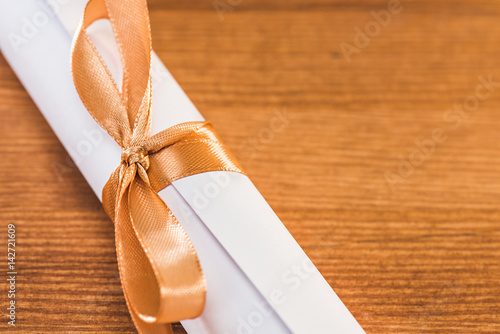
(1, 0, 500, 333)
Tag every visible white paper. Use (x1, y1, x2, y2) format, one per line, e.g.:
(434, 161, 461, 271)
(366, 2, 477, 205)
(0, 1, 365, 333)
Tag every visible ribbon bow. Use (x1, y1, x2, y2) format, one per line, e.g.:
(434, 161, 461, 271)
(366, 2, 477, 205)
(71, 0, 244, 332)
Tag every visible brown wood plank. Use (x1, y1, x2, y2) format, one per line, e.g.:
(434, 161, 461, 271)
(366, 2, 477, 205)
(0, 0, 499, 333)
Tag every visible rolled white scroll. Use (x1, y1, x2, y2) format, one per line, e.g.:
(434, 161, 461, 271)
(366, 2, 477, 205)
(0, 1, 365, 333)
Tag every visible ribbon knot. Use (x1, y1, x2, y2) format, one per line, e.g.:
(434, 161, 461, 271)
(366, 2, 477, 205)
(122, 146, 149, 168)
(122, 146, 149, 170)
(71, 0, 245, 333)
(121, 146, 150, 185)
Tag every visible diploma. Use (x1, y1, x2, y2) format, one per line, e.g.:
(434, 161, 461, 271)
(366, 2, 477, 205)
(0, 1, 365, 333)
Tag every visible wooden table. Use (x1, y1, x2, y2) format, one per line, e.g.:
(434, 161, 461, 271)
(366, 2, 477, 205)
(1, 0, 499, 332)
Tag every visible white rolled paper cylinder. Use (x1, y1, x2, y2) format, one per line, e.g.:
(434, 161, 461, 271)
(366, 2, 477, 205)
(0, 1, 365, 333)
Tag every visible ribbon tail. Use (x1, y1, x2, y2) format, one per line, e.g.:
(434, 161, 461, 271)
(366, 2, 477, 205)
(102, 167, 120, 220)
(128, 300, 174, 334)
(103, 169, 173, 334)
(110, 174, 205, 332)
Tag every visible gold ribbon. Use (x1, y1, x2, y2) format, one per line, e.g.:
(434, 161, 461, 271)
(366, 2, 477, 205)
(70, 0, 245, 332)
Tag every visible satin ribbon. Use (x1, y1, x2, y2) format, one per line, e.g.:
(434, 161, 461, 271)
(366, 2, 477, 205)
(70, 0, 245, 332)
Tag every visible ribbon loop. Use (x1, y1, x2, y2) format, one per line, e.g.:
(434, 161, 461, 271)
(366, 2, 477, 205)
(71, 0, 245, 333)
